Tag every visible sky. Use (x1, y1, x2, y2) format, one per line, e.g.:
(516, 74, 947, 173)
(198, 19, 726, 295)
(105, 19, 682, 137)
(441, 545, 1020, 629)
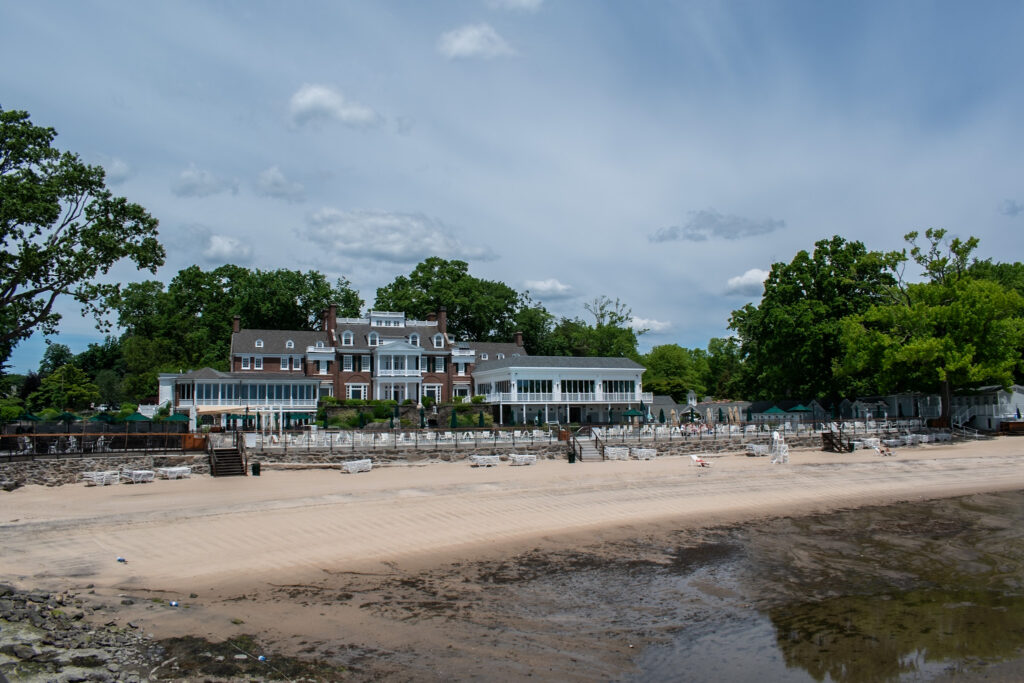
(3, 0, 1024, 373)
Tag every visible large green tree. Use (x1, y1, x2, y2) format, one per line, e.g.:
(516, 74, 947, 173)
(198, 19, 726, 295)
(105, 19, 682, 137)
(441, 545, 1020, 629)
(729, 236, 898, 400)
(839, 230, 1024, 422)
(373, 258, 523, 341)
(0, 108, 164, 372)
(703, 337, 746, 399)
(27, 364, 100, 411)
(641, 344, 708, 401)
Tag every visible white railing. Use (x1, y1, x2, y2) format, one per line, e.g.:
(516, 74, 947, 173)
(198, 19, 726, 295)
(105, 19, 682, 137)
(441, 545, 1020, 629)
(189, 398, 317, 407)
(562, 393, 597, 402)
(480, 392, 651, 404)
(376, 369, 422, 377)
(451, 348, 475, 357)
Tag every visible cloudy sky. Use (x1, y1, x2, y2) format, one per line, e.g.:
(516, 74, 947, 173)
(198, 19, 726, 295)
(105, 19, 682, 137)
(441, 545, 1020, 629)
(3, 0, 1024, 373)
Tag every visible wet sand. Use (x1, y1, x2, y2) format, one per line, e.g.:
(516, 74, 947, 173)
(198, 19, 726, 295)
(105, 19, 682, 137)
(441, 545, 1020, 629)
(1, 438, 1023, 679)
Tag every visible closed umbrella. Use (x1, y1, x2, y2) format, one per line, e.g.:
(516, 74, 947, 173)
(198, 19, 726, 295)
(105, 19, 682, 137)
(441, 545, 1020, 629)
(57, 411, 81, 423)
(419, 406, 426, 429)
(478, 410, 485, 427)
(450, 408, 458, 429)
(658, 408, 666, 424)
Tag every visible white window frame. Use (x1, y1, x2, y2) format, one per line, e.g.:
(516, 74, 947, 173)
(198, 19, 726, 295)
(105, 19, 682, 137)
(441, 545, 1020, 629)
(361, 355, 371, 372)
(342, 331, 353, 346)
(280, 357, 288, 370)
(409, 333, 419, 346)
(316, 341, 325, 348)
(497, 353, 505, 359)
(318, 360, 328, 375)
(433, 333, 444, 348)
(368, 332, 379, 346)
(241, 357, 250, 370)
(293, 356, 303, 371)
(285, 340, 294, 349)
(347, 384, 368, 400)
(343, 355, 353, 372)
(480, 353, 488, 361)
(453, 385, 470, 397)
(254, 357, 263, 370)
(255, 339, 264, 348)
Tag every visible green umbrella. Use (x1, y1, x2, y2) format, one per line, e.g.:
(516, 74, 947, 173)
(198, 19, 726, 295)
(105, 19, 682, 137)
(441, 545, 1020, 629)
(164, 413, 189, 422)
(89, 412, 114, 422)
(57, 411, 81, 423)
(20, 412, 41, 422)
(478, 410, 485, 427)
(450, 408, 458, 428)
(622, 409, 643, 417)
(746, 407, 752, 421)
(122, 411, 150, 422)
(658, 408, 665, 424)
(510, 410, 517, 426)
(718, 407, 725, 422)
(535, 412, 541, 426)
(389, 415, 394, 429)
(419, 406, 426, 429)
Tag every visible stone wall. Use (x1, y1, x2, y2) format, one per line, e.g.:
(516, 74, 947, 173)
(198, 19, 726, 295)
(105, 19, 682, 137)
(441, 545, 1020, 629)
(0, 453, 209, 490)
(250, 443, 568, 468)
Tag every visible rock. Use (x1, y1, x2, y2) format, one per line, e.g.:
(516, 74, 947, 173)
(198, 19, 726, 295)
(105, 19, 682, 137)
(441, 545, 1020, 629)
(12, 642, 38, 659)
(120, 599, 134, 606)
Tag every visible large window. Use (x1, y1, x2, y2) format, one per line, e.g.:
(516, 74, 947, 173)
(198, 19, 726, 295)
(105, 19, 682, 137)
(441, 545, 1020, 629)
(368, 332, 379, 346)
(517, 379, 552, 394)
(347, 384, 367, 400)
(343, 355, 353, 372)
(361, 355, 371, 372)
(280, 357, 288, 371)
(318, 360, 329, 375)
(241, 357, 250, 370)
(254, 357, 263, 370)
(562, 380, 595, 394)
(602, 380, 635, 395)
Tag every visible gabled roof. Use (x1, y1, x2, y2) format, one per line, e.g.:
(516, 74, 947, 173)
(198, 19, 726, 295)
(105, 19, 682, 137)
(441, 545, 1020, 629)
(464, 342, 526, 359)
(172, 368, 320, 382)
(231, 329, 324, 355)
(473, 355, 645, 372)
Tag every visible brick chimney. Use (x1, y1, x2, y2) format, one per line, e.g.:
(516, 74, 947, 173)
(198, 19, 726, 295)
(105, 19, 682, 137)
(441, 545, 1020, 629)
(514, 330, 523, 347)
(323, 304, 338, 344)
(232, 315, 240, 333)
(437, 306, 447, 335)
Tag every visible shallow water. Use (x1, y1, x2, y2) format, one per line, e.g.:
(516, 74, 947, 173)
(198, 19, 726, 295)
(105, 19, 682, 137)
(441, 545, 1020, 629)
(625, 490, 1024, 682)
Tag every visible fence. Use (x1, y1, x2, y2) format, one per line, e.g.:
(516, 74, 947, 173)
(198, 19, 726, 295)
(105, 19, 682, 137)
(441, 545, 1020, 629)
(1, 428, 190, 462)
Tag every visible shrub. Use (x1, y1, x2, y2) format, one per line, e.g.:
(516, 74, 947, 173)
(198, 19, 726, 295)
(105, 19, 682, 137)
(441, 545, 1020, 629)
(422, 395, 436, 409)
(470, 395, 485, 404)
(453, 395, 465, 405)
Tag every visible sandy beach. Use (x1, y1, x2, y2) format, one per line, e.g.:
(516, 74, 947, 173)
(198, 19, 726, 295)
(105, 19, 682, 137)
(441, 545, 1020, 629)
(2, 438, 1023, 680)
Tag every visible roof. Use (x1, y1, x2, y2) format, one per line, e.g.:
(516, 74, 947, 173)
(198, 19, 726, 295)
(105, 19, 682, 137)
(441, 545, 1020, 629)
(473, 355, 645, 372)
(173, 368, 320, 382)
(335, 322, 446, 351)
(231, 329, 325, 355)
(464, 342, 527, 359)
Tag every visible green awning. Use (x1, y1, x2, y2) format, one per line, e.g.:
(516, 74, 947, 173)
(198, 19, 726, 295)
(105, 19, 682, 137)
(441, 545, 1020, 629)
(164, 413, 189, 422)
(762, 406, 787, 414)
(122, 412, 151, 422)
(622, 409, 644, 417)
(788, 404, 811, 412)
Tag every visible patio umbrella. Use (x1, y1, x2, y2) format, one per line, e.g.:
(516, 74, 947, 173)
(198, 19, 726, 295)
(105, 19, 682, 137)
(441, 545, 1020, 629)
(164, 413, 189, 422)
(718, 407, 724, 422)
(57, 411, 81, 424)
(20, 412, 41, 422)
(89, 412, 114, 422)
(450, 408, 458, 428)
(122, 412, 150, 422)
(478, 410, 485, 427)
(746, 406, 752, 421)
(358, 411, 367, 428)
(389, 415, 394, 429)
(419, 406, 426, 429)
(659, 408, 666, 424)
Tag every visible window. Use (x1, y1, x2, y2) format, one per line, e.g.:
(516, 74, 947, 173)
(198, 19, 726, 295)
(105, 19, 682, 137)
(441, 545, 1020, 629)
(280, 357, 288, 371)
(316, 341, 325, 348)
(347, 384, 367, 400)
(480, 353, 488, 361)
(293, 357, 303, 371)
(318, 360, 328, 375)
(361, 355, 371, 372)
(285, 340, 294, 349)
(343, 355, 353, 371)
(254, 357, 263, 370)
(433, 333, 444, 348)
(435, 356, 445, 373)
(241, 357, 250, 370)
(255, 339, 264, 348)
(454, 385, 470, 398)
(517, 379, 552, 394)
(497, 353, 505, 359)
(409, 333, 419, 346)
(368, 332, 379, 346)
(342, 331, 353, 346)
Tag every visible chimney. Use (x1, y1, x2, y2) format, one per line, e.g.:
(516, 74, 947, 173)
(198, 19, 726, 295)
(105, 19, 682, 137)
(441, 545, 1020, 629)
(232, 315, 240, 333)
(323, 304, 338, 332)
(438, 306, 447, 335)
(514, 330, 523, 347)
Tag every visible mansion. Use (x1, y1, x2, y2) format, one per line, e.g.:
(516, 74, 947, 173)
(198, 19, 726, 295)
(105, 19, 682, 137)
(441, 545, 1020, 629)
(158, 306, 651, 428)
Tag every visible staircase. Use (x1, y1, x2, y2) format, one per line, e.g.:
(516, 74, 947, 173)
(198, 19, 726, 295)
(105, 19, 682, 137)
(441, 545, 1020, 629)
(210, 447, 246, 477)
(821, 423, 849, 453)
(576, 440, 602, 462)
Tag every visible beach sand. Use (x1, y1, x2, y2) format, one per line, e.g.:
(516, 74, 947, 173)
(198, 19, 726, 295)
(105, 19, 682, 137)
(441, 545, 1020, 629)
(2, 438, 1023, 679)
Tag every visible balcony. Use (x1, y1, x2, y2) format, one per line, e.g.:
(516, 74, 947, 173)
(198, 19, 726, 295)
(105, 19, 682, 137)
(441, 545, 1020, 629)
(376, 368, 423, 378)
(479, 391, 654, 404)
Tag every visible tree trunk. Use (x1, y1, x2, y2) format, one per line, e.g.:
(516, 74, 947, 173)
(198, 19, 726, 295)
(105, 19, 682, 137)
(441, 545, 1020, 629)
(940, 379, 952, 427)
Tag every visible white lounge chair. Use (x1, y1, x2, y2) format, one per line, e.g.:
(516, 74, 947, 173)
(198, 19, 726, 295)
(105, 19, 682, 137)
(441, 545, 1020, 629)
(341, 458, 372, 474)
(120, 467, 155, 484)
(689, 453, 711, 467)
(632, 448, 657, 460)
(156, 466, 192, 479)
(508, 454, 536, 466)
(469, 454, 501, 467)
(605, 446, 630, 461)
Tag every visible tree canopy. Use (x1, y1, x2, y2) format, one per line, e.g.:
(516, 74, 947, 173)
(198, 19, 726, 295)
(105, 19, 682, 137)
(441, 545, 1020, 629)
(0, 108, 164, 372)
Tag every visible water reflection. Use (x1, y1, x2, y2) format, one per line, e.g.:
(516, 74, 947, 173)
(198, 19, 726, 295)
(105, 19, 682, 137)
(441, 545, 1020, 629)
(771, 589, 1024, 682)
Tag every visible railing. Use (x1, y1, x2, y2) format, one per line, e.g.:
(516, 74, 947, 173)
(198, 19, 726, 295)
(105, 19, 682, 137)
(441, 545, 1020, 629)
(180, 398, 318, 407)
(375, 369, 422, 377)
(1, 431, 191, 461)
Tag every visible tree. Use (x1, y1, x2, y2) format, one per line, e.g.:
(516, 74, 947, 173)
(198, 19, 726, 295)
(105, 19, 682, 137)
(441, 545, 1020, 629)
(26, 364, 100, 411)
(729, 236, 898, 400)
(641, 344, 708, 401)
(839, 230, 1024, 423)
(0, 108, 164, 372)
(374, 258, 522, 341)
(38, 342, 74, 377)
(703, 337, 745, 399)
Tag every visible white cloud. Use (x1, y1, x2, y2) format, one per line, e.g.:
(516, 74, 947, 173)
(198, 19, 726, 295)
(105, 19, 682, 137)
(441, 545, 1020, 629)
(487, 0, 543, 11)
(524, 278, 573, 299)
(999, 199, 1023, 217)
(255, 166, 305, 203)
(725, 268, 769, 296)
(172, 164, 238, 198)
(630, 317, 671, 333)
(287, 84, 382, 128)
(203, 234, 252, 263)
(103, 158, 132, 185)
(302, 209, 496, 263)
(649, 209, 785, 243)
(438, 23, 515, 60)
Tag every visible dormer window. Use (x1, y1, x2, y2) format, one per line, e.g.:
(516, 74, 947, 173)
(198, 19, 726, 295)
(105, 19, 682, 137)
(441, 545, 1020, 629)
(480, 353, 488, 361)
(409, 333, 419, 347)
(316, 341, 325, 348)
(342, 331, 353, 346)
(433, 333, 444, 349)
(497, 353, 505, 359)
(255, 339, 264, 348)
(368, 332, 379, 346)
(285, 340, 294, 349)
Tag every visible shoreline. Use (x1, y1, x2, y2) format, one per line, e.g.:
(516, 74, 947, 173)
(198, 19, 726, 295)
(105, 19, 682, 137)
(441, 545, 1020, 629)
(2, 438, 1023, 679)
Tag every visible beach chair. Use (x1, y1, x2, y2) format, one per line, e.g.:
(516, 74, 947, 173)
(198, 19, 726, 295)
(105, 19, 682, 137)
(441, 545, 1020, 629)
(17, 436, 33, 455)
(120, 466, 155, 484)
(632, 448, 657, 460)
(469, 454, 501, 467)
(508, 453, 536, 466)
(689, 453, 711, 467)
(605, 446, 630, 461)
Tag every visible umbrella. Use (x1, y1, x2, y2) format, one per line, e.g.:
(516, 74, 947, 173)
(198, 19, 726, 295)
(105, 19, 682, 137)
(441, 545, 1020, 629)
(122, 412, 150, 422)
(450, 408, 458, 428)
(164, 413, 189, 422)
(389, 415, 394, 429)
(718, 407, 725, 422)
(746, 406, 752, 421)
(420, 406, 426, 429)
(1017, 407, 1021, 420)
(535, 412, 541, 426)
(659, 408, 666, 424)
(510, 410, 517, 426)
(478, 410, 485, 427)
(57, 411, 81, 423)
(358, 411, 367, 428)
(89, 412, 115, 422)
(20, 412, 41, 422)
(622, 409, 643, 417)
